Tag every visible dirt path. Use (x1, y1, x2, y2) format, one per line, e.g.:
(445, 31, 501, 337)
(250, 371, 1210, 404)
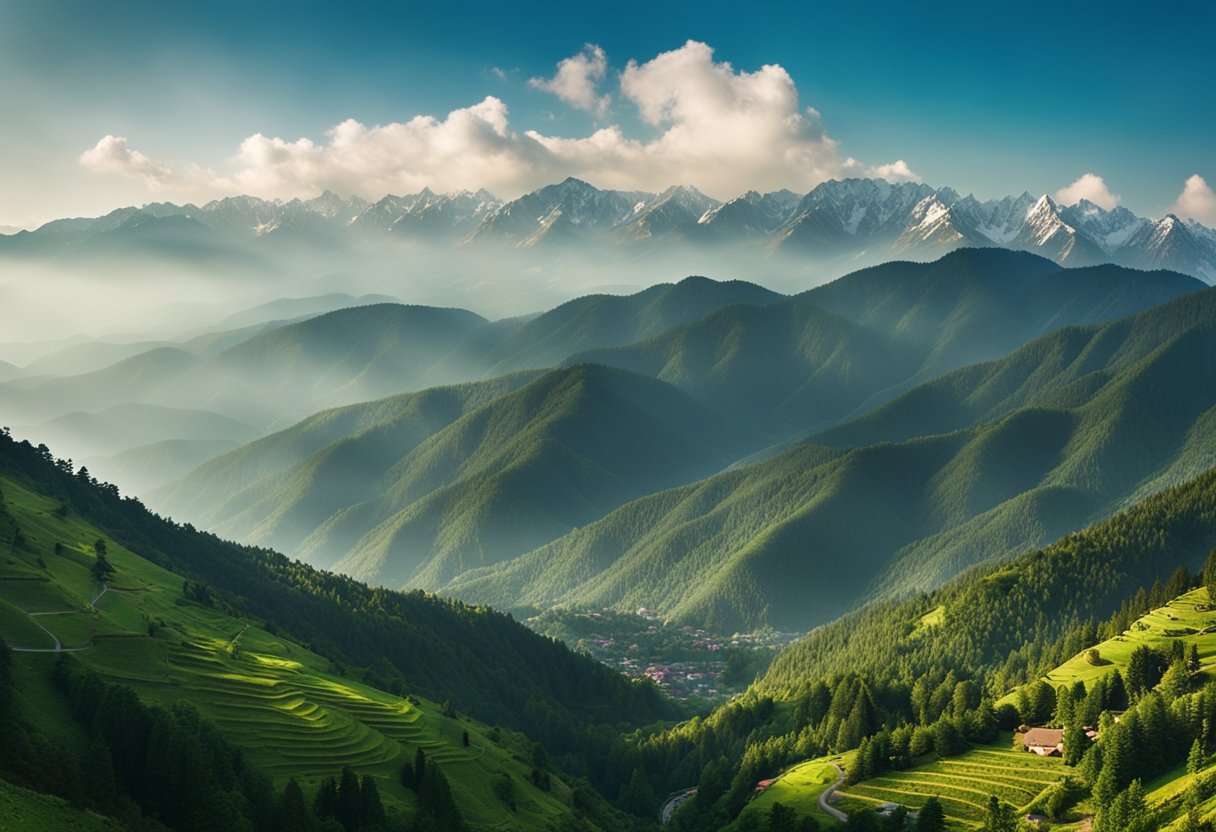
(818, 763, 848, 822)
(10, 582, 107, 653)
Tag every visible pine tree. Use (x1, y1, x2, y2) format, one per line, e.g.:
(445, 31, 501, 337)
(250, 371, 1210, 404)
(314, 777, 338, 819)
(915, 798, 946, 832)
(981, 796, 1017, 832)
(279, 778, 311, 831)
(1204, 547, 1216, 605)
(1191, 643, 1203, 674)
(1064, 715, 1089, 766)
(359, 775, 385, 830)
(1189, 738, 1205, 776)
(337, 766, 361, 831)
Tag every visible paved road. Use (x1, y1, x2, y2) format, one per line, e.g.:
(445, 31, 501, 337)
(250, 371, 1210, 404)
(818, 763, 847, 822)
(660, 788, 696, 824)
(10, 582, 107, 653)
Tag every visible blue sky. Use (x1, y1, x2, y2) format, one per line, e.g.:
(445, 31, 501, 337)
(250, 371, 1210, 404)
(2, 0, 1213, 227)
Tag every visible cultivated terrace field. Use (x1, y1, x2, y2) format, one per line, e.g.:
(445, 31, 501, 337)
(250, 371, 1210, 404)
(0, 470, 585, 831)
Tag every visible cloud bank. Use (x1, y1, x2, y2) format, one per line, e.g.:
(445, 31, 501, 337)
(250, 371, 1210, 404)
(80, 40, 918, 201)
(1171, 174, 1216, 225)
(1055, 172, 1120, 210)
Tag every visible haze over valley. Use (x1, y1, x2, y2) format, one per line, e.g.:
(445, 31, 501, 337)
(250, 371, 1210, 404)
(3, 4, 1216, 831)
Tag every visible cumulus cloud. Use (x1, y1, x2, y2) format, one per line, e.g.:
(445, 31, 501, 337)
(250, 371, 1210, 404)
(1055, 172, 1121, 210)
(1171, 174, 1216, 224)
(529, 44, 610, 116)
(80, 40, 919, 201)
(79, 136, 174, 188)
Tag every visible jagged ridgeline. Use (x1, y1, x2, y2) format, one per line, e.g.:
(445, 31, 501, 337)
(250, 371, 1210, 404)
(0, 426, 677, 831)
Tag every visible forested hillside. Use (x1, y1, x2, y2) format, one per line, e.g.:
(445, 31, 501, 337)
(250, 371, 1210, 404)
(449, 284, 1216, 631)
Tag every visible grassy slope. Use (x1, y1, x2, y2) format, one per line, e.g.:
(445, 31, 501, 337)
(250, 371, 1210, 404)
(0, 779, 122, 832)
(0, 474, 580, 831)
(449, 283, 1216, 632)
(834, 741, 1065, 830)
(741, 739, 1067, 831)
(740, 752, 852, 828)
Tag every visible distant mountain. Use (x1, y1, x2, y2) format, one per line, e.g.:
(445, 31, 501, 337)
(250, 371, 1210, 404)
(20, 402, 256, 459)
(161, 364, 763, 591)
(446, 284, 1216, 631)
(6, 177, 1214, 282)
(84, 437, 242, 495)
(567, 249, 1202, 435)
(0, 358, 19, 382)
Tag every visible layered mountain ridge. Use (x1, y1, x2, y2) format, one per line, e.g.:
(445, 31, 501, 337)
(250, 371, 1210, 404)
(5, 177, 1214, 281)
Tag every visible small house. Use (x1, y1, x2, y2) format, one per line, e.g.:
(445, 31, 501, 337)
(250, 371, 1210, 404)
(1022, 727, 1064, 756)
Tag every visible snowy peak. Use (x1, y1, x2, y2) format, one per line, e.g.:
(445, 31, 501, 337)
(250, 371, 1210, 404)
(6, 177, 1215, 283)
(619, 186, 721, 240)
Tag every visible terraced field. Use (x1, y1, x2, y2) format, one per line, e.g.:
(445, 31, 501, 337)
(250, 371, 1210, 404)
(836, 743, 1065, 828)
(0, 473, 575, 831)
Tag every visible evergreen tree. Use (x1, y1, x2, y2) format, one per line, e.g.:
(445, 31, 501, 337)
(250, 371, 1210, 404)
(315, 776, 339, 819)
(337, 766, 361, 831)
(981, 796, 1017, 832)
(359, 775, 386, 830)
(280, 778, 311, 831)
(916, 797, 946, 832)
(619, 766, 658, 818)
(1064, 714, 1089, 766)
(768, 802, 798, 832)
(1191, 643, 1203, 674)
(1189, 738, 1205, 776)
(1204, 547, 1216, 604)
(1162, 658, 1192, 699)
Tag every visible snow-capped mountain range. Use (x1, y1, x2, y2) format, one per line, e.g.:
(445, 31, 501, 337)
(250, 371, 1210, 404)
(5, 177, 1214, 282)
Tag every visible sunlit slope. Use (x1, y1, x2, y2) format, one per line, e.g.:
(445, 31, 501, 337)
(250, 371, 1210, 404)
(0, 473, 579, 830)
(449, 290, 1216, 631)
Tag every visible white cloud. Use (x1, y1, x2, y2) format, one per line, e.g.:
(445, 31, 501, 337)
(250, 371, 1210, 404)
(80, 41, 919, 202)
(1170, 174, 1216, 224)
(528, 44, 610, 116)
(861, 160, 922, 184)
(1054, 172, 1121, 210)
(79, 135, 174, 189)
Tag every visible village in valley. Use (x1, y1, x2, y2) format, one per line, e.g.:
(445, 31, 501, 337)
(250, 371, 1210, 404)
(525, 607, 803, 703)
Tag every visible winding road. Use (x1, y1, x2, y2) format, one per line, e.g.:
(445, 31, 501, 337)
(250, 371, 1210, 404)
(818, 763, 848, 822)
(10, 582, 108, 653)
(660, 787, 696, 824)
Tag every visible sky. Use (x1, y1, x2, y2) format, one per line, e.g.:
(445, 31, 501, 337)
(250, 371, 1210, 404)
(1, 0, 1214, 229)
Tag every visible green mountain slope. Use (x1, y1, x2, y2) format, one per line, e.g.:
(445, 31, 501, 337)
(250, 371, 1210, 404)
(448, 287, 1216, 632)
(304, 364, 763, 588)
(0, 463, 596, 831)
(0, 427, 677, 771)
(568, 249, 1202, 436)
(151, 371, 543, 543)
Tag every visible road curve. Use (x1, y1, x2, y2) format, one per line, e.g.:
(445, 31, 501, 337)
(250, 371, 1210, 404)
(818, 763, 847, 822)
(9, 582, 108, 653)
(660, 787, 696, 824)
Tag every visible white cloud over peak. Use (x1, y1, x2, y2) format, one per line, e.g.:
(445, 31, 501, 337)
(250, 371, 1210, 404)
(1171, 174, 1216, 224)
(79, 135, 174, 189)
(80, 40, 919, 202)
(1055, 173, 1120, 210)
(528, 44, 610, 116)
